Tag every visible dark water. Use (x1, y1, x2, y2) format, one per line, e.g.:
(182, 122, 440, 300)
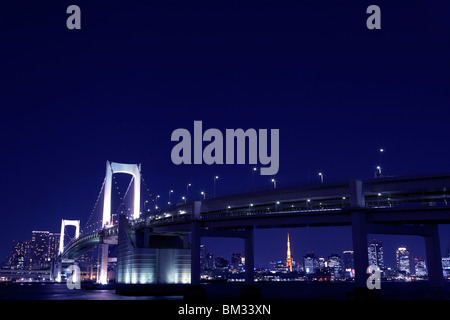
(1, 281, 450, 300)
(0, 283, 182, 300)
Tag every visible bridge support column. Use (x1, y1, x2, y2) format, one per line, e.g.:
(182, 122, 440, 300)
(98, 243, 109, 285)
(425, 225, 444, 287)
(55, 260, 62, 282)
(190, 221, 201, 285)
(244, 228, 255, 284)
(349, 180, 369, 288)
(351, 211, 369, 288)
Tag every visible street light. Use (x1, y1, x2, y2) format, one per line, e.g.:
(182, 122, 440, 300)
(252, 167, 258, 191)
(186, 183, 191, 200)
(271, 178, 277, 189)
(182, 196, 186, 204)
(318, 172, 323, 184)
(379, 148, 384, 175)
(213, 176, 219, 198)
(376, 166, 382, 178)
(168, 190, 174, 205)
(201, 191, 206, 200)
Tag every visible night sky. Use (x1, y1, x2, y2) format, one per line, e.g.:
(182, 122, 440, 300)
(1, 0, 450, 269)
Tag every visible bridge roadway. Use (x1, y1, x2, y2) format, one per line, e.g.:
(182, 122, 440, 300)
(61, 172, 450, 287)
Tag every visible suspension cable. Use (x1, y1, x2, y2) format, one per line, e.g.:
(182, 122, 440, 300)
(81, 177, 106, 234)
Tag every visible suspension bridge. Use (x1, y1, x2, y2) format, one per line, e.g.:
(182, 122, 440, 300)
(54, 160, 450, 293)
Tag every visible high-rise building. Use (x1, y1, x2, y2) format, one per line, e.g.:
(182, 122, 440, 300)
(413, 257, 427, 277)
(31, 231, 50, 268)
(274, 260, 288, 273)
(327, 254, 343, 280)
(200, 244, 207, 272)
(213, 257, 229, 270)
(286, 233, 292, 272)
(318, 257, 325, 270)
(441, 255, 450, 278)
(342, 250, 354, 278)
(303, 252, 319, 274)
(48, 233, 60, 260)
(205, 252, 214, 270)
(396, 246, 411, 275)
(231, 252, 244, 271)
(8, 240, 31, 269)
(4, 231, 59, 270)
(368, 239, 384, 270)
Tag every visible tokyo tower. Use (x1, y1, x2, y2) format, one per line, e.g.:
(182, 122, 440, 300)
(286, 233, 293, 272)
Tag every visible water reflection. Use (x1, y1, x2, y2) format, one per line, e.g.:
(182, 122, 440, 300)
(0, 283, 183, 300)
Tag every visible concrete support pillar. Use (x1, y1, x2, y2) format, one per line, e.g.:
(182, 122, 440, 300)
(351, 211, 369, 287)
(350, 180, 368, 288)
(72, 261, 80, 284)
(190, 221, 201, 285)
(90, 263, 94, 281)
(244, 228, 255, 284)
(425, 224, 444, 287)
(55, 260, 62, 282)
(98, 243, 109, 284)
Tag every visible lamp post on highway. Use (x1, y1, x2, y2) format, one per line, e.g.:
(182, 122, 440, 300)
(251, 167, 258, 191)
(213, 176, 219, 198)
(271, 178, 277, 189)
(186, 183, 191, 200)
(318, 172, 323, 184)
(376, 166, 382, 178)
(378, 148, 384, 177)
(201, 191, 206, 200)
(168, 189, 173, 205)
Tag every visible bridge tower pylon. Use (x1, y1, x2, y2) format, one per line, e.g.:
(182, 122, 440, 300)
(55, 219, 80, 282)
(98, 160, 141, 285)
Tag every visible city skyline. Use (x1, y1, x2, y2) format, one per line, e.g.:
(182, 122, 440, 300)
(2, 227, 439, 274)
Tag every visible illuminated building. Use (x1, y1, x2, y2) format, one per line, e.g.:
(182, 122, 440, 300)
(205, 252, 214, 270)
(214, 257, 229, 270)
(442, 256, 450, 278)
(303, 252, 319, 274)
(48, 233, 60, 260)
(396, 246, 411, 275)
(231, 252, 244, 271)
(368, 239, 384, 270)
(8, 240, 30, 269)
(318, 257, 325, 270)
(327, 254, 343, 280)
(286, 233, 292, 272)
(200, 244, 207, 271)
(31, 231, 50, 268)
(275, 261, 288, 273)
(413, 257, 427, 277)
(342, 250, 354, 278)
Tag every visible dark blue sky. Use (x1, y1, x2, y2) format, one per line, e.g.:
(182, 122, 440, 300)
(1, 0, 450, 267)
